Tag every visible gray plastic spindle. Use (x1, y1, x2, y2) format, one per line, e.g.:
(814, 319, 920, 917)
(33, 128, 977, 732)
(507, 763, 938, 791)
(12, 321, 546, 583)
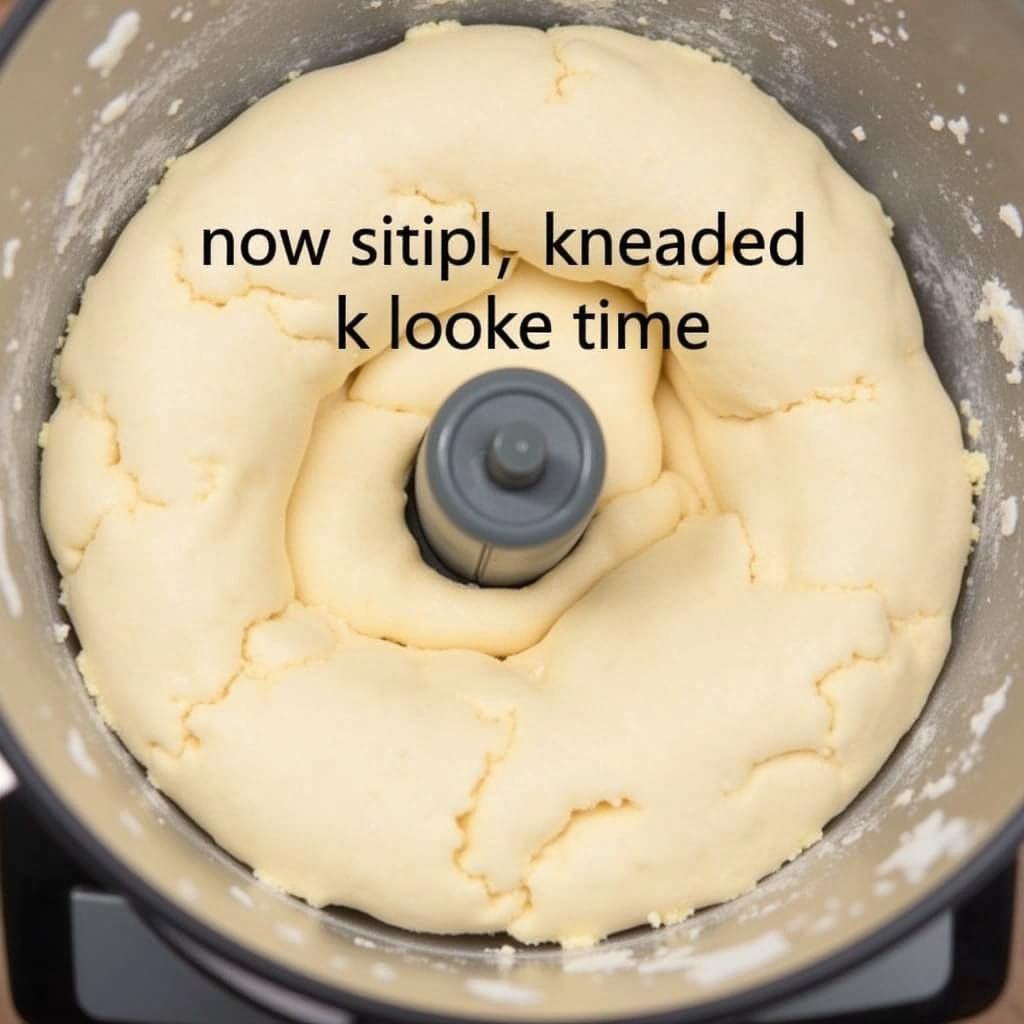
(412, 368, 606, 587)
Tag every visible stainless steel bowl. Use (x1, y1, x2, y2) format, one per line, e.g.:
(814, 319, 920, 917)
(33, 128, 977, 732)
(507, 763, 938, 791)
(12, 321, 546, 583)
(1, 2, 1022, 1021)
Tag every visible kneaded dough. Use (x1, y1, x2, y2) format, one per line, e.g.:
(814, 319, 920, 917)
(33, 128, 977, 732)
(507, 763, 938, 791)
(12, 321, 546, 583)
(40, 23, 973, 946)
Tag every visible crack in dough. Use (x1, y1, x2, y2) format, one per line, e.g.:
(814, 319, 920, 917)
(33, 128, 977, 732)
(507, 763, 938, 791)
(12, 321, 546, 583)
(172, 245, 333, 344)
(510, 798, 639, 928)
(731, 510, 760, 583)
(710, 378, 879, 422)
(549, 41, 593, 101)
(452, 710, 522, 901)
(389, 187, 480, 217)
(724, 749, 835, 798)
(143, 602, 347, 761)
(42, 395, 166, 574)
(814, 652, 881, 743)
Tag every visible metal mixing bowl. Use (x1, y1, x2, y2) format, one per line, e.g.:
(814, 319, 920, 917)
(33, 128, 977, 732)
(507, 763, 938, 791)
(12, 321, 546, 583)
(0, 1, 1022, 1021)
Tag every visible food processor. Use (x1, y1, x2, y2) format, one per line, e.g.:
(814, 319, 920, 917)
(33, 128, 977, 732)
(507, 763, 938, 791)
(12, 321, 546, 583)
(0, 1, 1022, 1021)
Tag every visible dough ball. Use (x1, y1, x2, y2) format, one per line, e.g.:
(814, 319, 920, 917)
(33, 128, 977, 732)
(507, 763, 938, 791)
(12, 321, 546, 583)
(41, 23, 972, 946)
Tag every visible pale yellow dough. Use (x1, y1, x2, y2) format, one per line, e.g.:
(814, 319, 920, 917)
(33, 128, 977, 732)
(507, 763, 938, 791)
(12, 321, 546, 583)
(41, 23, 973, 946)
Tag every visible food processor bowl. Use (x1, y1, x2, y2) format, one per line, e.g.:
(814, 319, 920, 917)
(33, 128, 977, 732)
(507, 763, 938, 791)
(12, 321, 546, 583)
(0, 1, 1022, 1021)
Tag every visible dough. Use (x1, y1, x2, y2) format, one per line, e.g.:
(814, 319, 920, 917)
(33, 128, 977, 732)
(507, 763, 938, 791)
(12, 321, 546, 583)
(40, 23, 973, 946)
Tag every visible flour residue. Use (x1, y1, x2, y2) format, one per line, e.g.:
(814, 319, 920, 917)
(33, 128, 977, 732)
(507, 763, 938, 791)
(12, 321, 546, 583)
(118, 808, 144, 837)
(67, 727, 99, 777)
(229, 884, 255, 908)
(919, 773, 955, 800)
(465, 977, 541, 1006)
(177, 878, 199, 903)
(563, 948, 636, 973)
(99, 92, 132, 126)
(1000, 497, 1019, 537)
(0, 496, 22, 618)
(876, 811, 975, 886)
(1, 238, 21, 280)
(970, 676, 1011, 739)
(638, 930, 789, 985)
(893, 787, 914, 807)
(275, 922, 306, 946)
(64, 163, 90, 210)
(88, 11, 141, 77)
(371, 962, 397, 982)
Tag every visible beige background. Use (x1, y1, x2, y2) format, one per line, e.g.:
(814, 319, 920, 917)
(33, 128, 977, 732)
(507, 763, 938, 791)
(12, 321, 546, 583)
(0, 0, 1018, 1019)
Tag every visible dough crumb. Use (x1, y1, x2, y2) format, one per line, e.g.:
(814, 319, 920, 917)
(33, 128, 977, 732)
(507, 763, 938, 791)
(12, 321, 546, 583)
(1001, 496, 1019, 537)
(406, 20, 461, 40)
(958, 399, 982, 440)
(963, 450, 989, 497)
(851, 125, 867, 142)
(947, 116, 969, 146)
(484, 944, 517, 965)
(64, 164, 90, 208)
(1, 237, 20, 280)
(998, 203, 1023, 239)
(929, 114, 945, 131)
(99, 92, 131, 125)
(87, 10, 141, 78)
(975, 279, 1024, 383)
(661, 907, 693, 925)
